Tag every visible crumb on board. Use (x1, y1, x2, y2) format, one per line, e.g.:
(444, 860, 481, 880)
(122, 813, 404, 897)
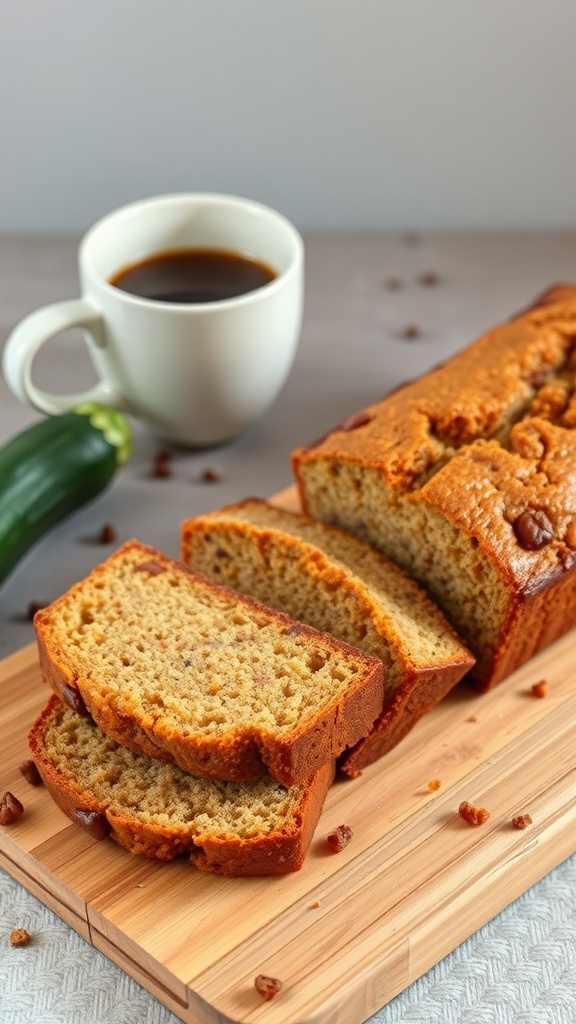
(458, 800, 490, 826)
(531, 680, 548, 698)
(19, 759, 42, 786)
(427, 778, 442, 792)
(512, 814, 533, 830)
(254, 975, 282, 1001)
(0, 792, 24, 825)
(326, 824, 353, 852)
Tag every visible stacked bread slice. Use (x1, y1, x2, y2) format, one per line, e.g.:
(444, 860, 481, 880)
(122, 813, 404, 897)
(29, 694, 334, 876)
(31, 500, 475, 875)
(30, 540, 384, 876)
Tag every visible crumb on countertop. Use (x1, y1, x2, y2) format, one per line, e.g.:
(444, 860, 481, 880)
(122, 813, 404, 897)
(152, 449, 172, 478)
(98, 522, 117, 544)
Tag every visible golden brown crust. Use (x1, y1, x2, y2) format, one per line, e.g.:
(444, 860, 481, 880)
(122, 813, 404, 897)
(292, 285, 576, 690)
(339, 662, 468, 775)
(29, 695, 334, 876)
(294, 291, 576, 483)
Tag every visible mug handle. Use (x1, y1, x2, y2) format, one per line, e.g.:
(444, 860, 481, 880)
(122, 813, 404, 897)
(2, 298, 128, 415)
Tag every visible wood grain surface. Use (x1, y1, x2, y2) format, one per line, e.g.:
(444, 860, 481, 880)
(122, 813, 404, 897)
(1, 489, 575, 1024)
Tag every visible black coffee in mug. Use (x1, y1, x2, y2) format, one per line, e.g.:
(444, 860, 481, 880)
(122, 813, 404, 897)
(108, 248, 277, 304)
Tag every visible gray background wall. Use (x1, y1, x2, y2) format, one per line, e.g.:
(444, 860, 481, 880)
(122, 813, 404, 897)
(2, 0, 576, 233)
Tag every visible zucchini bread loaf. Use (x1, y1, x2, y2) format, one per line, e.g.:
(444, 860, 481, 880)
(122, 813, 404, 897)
(34, 540, 383, 786)
(292, 284, 576, 691)
(181, 499, 474, 773)
(29, 695, 333, 876)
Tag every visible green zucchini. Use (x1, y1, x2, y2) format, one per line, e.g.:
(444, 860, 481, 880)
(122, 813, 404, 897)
(0, 402, 132, 585)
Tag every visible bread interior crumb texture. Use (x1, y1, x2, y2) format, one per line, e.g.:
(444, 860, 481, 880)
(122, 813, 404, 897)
(184, 500, 470, 696)
(42, 700, 302, 840)
(48, 546, 369, 735)
(299, 460, 507, 679)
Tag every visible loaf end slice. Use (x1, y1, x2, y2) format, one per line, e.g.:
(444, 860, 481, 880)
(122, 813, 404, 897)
(34, 540, 383, 786)
(28, 695, 333, 876)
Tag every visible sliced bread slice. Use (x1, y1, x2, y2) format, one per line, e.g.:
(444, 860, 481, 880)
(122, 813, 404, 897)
(34, 540, 383, 786)
(29, 695, 333, 876)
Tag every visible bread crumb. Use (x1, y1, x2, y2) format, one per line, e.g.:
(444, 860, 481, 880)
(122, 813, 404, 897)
(418, 271, 440, 286)
(327, 824, 353, 852)
(531, 680, 548, 698)
(98, 523, 117, 544)
(512, 814, 533, 830)
(0, 792, 24, 825)
(399, 323, 422, 340)
(311, 899, 322, 908)
(254, 975, 282, 1001)
(458, 800, 490, 826)
(10, 928, 31, 947)
(466, 715, 478, 723)
(73, 808, 109, 841)
(19, 759, 42, 786)
(152, 449, 172, 478)
(27, 600, 46, 621)
(427, 778, 442, 792)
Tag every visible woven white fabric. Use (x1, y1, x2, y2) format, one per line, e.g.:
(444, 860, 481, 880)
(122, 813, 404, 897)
(1, 856, 574, 1024)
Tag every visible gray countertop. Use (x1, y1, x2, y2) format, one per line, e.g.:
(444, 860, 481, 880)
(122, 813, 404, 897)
(1, 231, 575, 1023)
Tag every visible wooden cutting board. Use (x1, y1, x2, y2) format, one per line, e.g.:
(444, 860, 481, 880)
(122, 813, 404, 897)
(1, 488, 575, 1024)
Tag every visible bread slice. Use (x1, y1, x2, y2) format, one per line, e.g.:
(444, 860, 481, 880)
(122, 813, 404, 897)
(29, 695, 333, 876)
(292, 285, 576, 691)
(181, 499, 474, 774)
(34, 540, 383, 786)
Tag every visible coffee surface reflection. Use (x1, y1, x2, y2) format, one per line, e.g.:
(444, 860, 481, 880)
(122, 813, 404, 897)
(109, 248, 277, 304)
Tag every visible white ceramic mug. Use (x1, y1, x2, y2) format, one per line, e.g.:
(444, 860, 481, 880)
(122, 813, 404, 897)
(2, 193, 304, 446)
